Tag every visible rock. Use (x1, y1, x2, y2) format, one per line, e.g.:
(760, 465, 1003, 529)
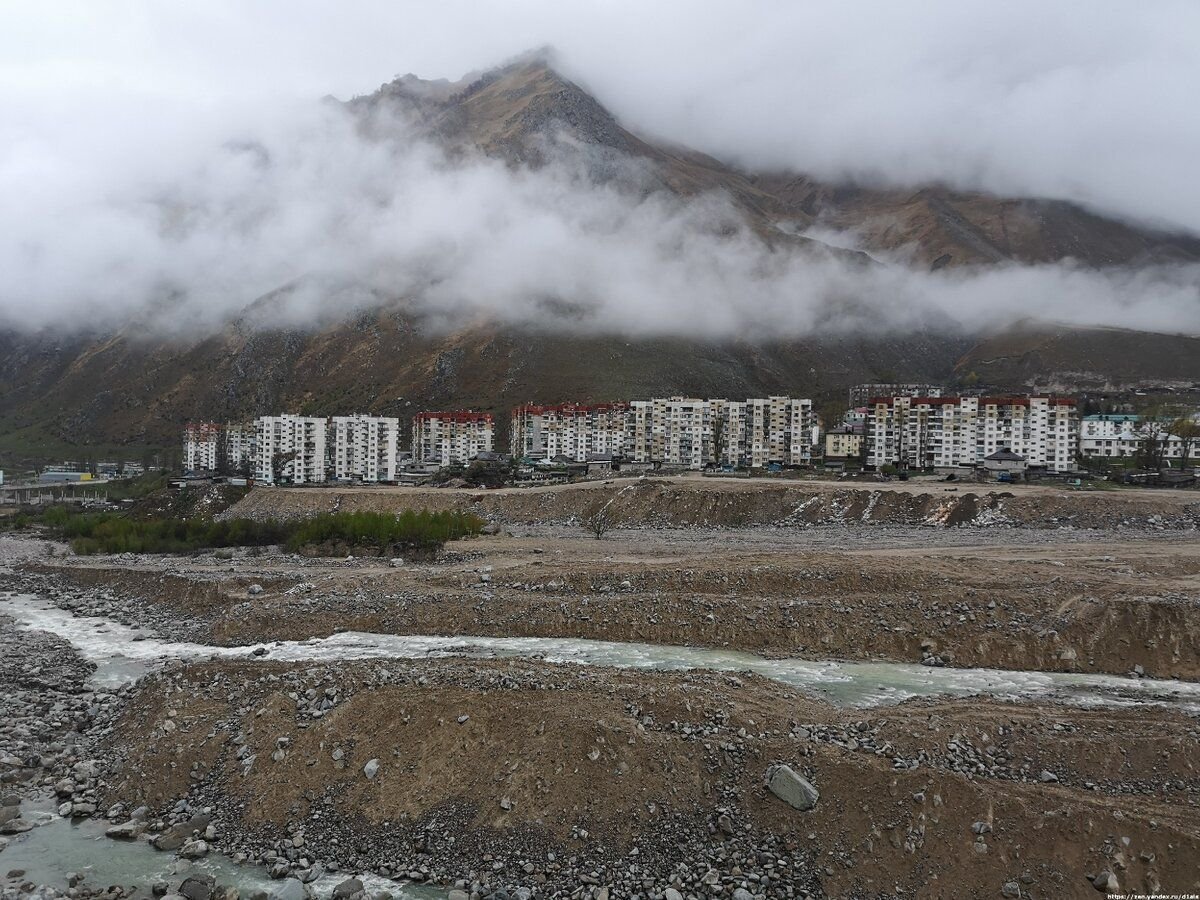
(0, 806, 18, 828)
(0, 819, 33, 835)
(1001, 882, 1021, 898)
(1092, 871, 1118, 892)
(248, 584, 264, 596)
(447, 891, 469, 900)
(331, 878, 364, 899)
(105, 820, 144, 840)
(179, 839, 210, 859)
(733, 890, 754, 900)
(765, 764, 819, 811)
(180, 875, 216, 900)
(363, 759, 380, 780)
(1039, 770, 1059, 783)
(664, 890, 684, 900)
(153, 815, 210, 851)
(271, 879, 313, 900)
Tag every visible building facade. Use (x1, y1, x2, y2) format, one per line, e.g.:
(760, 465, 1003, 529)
(866, 395, 1078, 473)
(824, 425, 863, 461)
(331, 414, 401, 482)
(254, 415, 328, 485)
(1079, 413, 1198, 462)
(223, 423, 256, 474)
(624, 396, 814, 470)
(848, 383, 942, 408)
(413, 411, 495, 467)
(511, 403, 630, 462)
(183, 422, 221, 472)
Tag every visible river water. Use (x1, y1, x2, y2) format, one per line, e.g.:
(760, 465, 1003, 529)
(4, 591, 1199, 712)
(0, 806, 439, 899)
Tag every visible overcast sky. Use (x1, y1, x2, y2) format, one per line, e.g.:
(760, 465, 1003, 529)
(2, 1, 1199, 334)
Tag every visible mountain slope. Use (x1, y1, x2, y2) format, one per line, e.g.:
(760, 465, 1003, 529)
(2, 56, 1199, 466)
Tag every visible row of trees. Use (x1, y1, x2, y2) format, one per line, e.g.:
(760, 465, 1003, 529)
(1137, 410, 1200, 472)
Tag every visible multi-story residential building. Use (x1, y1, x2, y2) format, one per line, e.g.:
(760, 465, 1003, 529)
(254, 415, 328, 485)
(824, 424, 864, 461)
(184, 422, 255, 474)
(626, 398, 723, 469)
(223, 423, 256, 474)
(330, 414, 400, 482)
(866, 395, 1078, 473)
(848, 383, 942, 408)
(413, 411, 494, 467)
(183, 422, 221, 472)
(1079, 413, 1199, 462)
(511, 403, 630, 461)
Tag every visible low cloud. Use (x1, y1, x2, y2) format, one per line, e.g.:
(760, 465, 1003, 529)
(2, 93, 1198, 339)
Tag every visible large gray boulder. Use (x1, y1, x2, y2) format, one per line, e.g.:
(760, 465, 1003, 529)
(765, 764, 819, 811)
(271, 879, 313, 900)
(331, 878, 364, 899)
(180, 874, 216, 900)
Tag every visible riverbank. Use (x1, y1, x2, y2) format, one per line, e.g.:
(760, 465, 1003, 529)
(218, 477, 1200, 531)
(16, 523, 1200, 679)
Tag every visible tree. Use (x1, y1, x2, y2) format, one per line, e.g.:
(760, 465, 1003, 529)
(1171, 416, 1200, 470)
(583, 500, 615, 539)
(214, 427, 232, 477)
(271, 450, 297, 485)
(1137, 412, 1169, 472)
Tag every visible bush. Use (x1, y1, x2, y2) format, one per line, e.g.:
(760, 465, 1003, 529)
(283, 510, 484, 553)
(30, 506, 483, 556)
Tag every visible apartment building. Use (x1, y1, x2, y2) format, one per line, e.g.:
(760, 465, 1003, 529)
(183, 422, 220, 472)
(743, 396, 814, 467)
(330, 414, 401, 482)
(824, 425, 864, 461)
(223, 423, 256, 474)
(511, 403, 629, 462)
(624, 398, 719, 469)
(1079, 413, 1198, 462)
(254, 415, 328, 485)
(848, 383, 942, 408)
(866, 395, 1078, 473)
(413, 411, 494, 467)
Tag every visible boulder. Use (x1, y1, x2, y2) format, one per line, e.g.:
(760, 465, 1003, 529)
(765, 764, 819, 811)
(271, 879, 313, 900)
(180, 875, 216, 900)
(331, 878, 364, 899)
(363, 759, 380, 780)
(153, 814, 211, 851)
(105, 820, 144, 840)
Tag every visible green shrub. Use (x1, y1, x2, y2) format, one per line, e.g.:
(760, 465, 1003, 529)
(30, 506, 482, 556)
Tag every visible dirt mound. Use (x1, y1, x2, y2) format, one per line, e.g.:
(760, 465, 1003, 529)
(98, 658, 1200, 897)
(222, 480, 1200, 531)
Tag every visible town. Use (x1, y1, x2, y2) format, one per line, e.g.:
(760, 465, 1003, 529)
(171, 386, 1200, 488)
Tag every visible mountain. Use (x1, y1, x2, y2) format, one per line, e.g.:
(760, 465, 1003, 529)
(2, 56, 1198, 466)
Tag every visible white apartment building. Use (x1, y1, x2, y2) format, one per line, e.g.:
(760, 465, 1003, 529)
(866, 395, 1078, 473)
(254, 415, 328, 485)
(1079, 413, 1198, 462)
(330, 414, 400, 482)
(511, 403, 630, 461)
(183, 422, 220, 472)
(223, 423, 256, 474)
(413, 411, 494, 467)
